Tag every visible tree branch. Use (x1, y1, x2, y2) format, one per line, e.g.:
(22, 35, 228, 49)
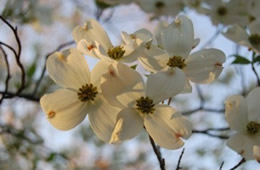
(230, 158, 246, 170)
(0, 91, 39, 102)
(176, 148, 185, 170)
(148, 135, 165, 170)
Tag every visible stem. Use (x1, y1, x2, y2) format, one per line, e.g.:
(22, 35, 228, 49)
(176, 148, 185, 170)
(148, 135, 165, 170)
(230, 158, 246, 170)
(251, 62, 260, 86)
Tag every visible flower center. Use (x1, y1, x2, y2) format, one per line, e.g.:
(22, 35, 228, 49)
(247, 121, 260, 135)
(107, 46, 125, 60)
(249, 34, 260, 46)
(217, 6, 227, 16)
(136, 96, 155, 114)
(167, 56, 186, 69)
(155, 1, 165, 9)
(78, 84, 98, 102)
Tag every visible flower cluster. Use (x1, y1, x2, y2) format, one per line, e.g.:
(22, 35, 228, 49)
(40, 16, 226, 150)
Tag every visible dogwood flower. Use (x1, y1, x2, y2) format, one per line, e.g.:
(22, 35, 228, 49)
(254, 145, 260, 163)
(225, 87, 260, 160)
(72, 19, 139, 63)
(40, 48, 121, 142)
(223, 18, 260, 53)
(100, 61, 191, 149)
(139, 15, 226, 92)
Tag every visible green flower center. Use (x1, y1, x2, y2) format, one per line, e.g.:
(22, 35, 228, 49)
(78, 84, 98, 102)
(249, 34, 260, 46)
(136, 96, 155, 114)
(167, 56, 186, 69)
(155, 1, 165, 9)
(247, 121, 260, 135)
(217, 6, 227, 16)
(107, 46, 125, 60)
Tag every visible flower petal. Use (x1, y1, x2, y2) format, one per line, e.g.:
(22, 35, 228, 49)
(223, 25, 251, 47)
(47, 48, 90, 89)
(161, 15, 194, 58)
(101, 62, 144, 108)
(249, 19, 260, 35)
(225, 95, 248, 132)
(91, 60, 113, 86)
(226, 133, 257, 160)
(76, 39, 100, 59)
(72, 19, 113, 50)
(253, 145, 260, 163)
(88, 95, 120, 142)
(146, 68, 186, 104)
(144, 105, 192, 149)
(185, 48, 226, 84)
(246, 87, 260, 123)
(138, 45, 169, 72)
(109, 108, 143, 144)
(40, 89, 87, 130)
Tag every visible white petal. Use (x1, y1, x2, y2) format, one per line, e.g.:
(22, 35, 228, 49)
(144, 105, 192, 149)
(181, 79, 192, 93)
(138, 45, 169, 72)
(88, 95, 120, 142)
(40, 89, 87, 130)
(185, 49, 226, 84)
(227, 133, 257, 160)
(76, 39, 100, 59)
(72, 19, 113, 50)
(249, 19, 260, 35)
(101, 62, 144, 108)
(253, 145, 260, 163)
(161, 15, 194, 58)
(109, 108, 143, 144)
(246, 87, 260, 123)
(119, 44, 138, 63)
(146, 68, 186, 104)
(154, 21, 168, 48)
(47, 48, 90, 89)
(223, 25, 251, 47)
(91, 60, 113, 86)
(192, 38, 200, 48)
(225, 95, 248, 132)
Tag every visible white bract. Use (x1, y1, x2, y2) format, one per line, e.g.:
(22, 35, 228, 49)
(253, 145, 260, 163)
(100, 61, 192, 149)
(225, 87, 260, 160)
(40, 48, 121, 143)
(223, 18, 260, 54)
(73, 19, 140, 63)
(139, 15, 226, 92)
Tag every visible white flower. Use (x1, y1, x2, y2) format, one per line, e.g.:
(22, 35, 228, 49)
(223, 18, 260, 53)
(253, 145, 260, 163)
(200, 0, 249, 26)
(139, 16, 226, 92)
(135, 0, 185, 17)
(72, 19, 139, 63)
(225, 87, 260, 160)
(100, 61, 192, 149)
(40, 48, 121, 143)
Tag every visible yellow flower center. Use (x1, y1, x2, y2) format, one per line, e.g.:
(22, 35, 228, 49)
(136, 96, 155, 114)
(167, 56, 186, 69)
(217, 6, 227, 16)
(107, 46, 125, 60)
(247, 121, 260, 135)
(249, 34, 260, 46)
(78, 84, 98, 102)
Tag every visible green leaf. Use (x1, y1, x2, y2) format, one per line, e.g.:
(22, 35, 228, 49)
(27, 63, 36, 78)
(253, 55, 260, 64)
(130, 64, 138, 70)
(95, 0, 111, 9)
(46, 152, 57, 162)
(232, 55, 251, 64)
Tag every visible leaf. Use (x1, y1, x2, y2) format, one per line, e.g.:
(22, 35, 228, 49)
(27, 63, 36, 78)
(253, 55, 260, 64)
(130, 64, 138, 70)
(232, 55, 251, 64)
(46, 152, 57, 162)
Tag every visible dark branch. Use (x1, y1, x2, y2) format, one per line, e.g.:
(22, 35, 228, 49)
(192, 127, 230, 139)
(0, 45, 11, 105)
(182, 106, 225, 115)
(0, 91, 39, 102)
(0, 16, 25, 95)
(148, 135, 165, 170)
(230, 158, 246, 170)
(251, 62, 260, 86)
(219, 161, 224, 170)
(176, 148, 185, 170)
(32, 41, 75, 95)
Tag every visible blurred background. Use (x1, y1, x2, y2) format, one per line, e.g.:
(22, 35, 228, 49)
(0, 0, 259, 169)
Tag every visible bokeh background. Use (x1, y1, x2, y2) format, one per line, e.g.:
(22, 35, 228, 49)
(0, 0, 259, 169)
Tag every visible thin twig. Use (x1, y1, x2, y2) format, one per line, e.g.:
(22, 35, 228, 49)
(230, 158, 246, 170)
(176, 148, 185, 170)
(148, 135, 165, 170)
(192, 128, 229, 139)
(182, 106, 225, 115)
(0, 91, 39, 102)
(0, 45, 11, 104)
(167, 97, 172, 105)
(32, 41, 74, 95)
(0, 15, 25, 95)
(251, 62, 260, 86)
(219, 161, 224, 170)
